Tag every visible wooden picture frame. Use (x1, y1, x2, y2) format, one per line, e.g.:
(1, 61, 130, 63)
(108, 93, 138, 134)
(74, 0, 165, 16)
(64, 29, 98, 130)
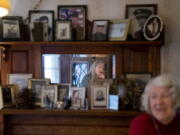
(143, 15, 163, 41)
(57, 5, 87, 41)
(28, 78, 51, 105)
(29, 10, 54, 41)
(125, 4, 157, 40)
(108, 19, 130, 41)
(70, 87, 86, 109)
(1, 16, 23, 41)
(55, 20, 72, 41)
(91, 20, 109, 41)
(8, 73, 33, 91)
(90, 83, 109, 109)
(41, 85, 58, 108)
(56, 83, 70, 102)
(125, 72, 152, 83)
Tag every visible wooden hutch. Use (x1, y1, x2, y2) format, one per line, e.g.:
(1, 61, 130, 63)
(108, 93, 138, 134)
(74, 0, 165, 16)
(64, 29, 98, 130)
(0, 41, 162, 135)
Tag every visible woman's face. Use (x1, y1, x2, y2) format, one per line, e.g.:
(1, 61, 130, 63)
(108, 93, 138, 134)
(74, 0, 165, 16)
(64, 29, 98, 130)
(149, 85, 176, 124)
(95, 63, 105, 79)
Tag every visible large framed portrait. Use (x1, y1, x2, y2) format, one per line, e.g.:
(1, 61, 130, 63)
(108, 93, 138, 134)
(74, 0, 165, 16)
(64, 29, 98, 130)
(28, 78, 51, 105)
(1, 16, 23, 41)
(70, 87, 86, 109)
(57, 5, 87, 41)
(55, 20, 72, 41)
(41, 85, 58, 108)
(91, 20, 109, 41)
(125, 4, 157, 40)
(143, 15, 163, 41)
(108, 19, 130, 41)
(90, 83, 109, 109)
(29, 10, 54, 41)
(8, 73, 33, 91)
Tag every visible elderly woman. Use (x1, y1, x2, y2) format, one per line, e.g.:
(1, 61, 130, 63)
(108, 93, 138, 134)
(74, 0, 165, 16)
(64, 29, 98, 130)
(79, 60, 105, 87)
(129, 74, 180, 135)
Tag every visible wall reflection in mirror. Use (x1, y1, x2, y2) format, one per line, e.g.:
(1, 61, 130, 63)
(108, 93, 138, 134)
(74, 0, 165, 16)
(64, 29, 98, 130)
(42, 54, 116, 86)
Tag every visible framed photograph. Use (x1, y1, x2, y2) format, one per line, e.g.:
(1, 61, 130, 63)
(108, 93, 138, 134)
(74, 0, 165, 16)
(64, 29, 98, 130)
(8, 73, 33, 91)
(28, 78, 51, 105)
(55, 20, 72, 41)
(109, 95, 119, 110)
(56, 83, 70, 102)
(108, 19, 130, 41)
(125, 4, 157, 40)
(91, 20, 109, 41)
(125, 72, 152, 83)
(70, 87, 86, 109)
(29, 10, 54, 41)
(58, 5, 87, 41)
(1, 16, 23, 41)
(143, 15, 163, 41)
(41, 85, 58, 108)
(90, 83, 109, 109)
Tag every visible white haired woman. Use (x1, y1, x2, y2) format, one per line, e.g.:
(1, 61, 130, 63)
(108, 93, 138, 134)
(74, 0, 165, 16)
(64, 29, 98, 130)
(79, 60, 105, 87)
(129, 74, 180, 135)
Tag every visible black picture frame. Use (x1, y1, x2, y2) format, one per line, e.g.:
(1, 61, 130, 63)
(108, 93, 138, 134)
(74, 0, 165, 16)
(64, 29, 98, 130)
(91, 20, 109, 41)
(29, 10, 54, 41)
(57, 5, 87, 41)
(125, 4, 157, 41)
(55, 20, 72, 41)
(1, 16, 23, 41)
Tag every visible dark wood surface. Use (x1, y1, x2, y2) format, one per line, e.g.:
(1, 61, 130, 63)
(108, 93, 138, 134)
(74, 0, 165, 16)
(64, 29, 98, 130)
(0, 109, 141, 135)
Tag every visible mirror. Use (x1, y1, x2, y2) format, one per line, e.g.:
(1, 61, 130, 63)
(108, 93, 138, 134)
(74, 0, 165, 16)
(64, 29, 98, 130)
(42, 54, 116, 86)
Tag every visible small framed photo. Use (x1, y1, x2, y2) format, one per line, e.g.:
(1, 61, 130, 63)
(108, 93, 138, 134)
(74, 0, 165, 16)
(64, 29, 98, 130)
(125, 72, 152, 83)
(8, 73, 33, 91)
(90, 83, 109, 109)
(55, 20, 72, 41)
(56, 83, 70, 102)
(28, 78, 51, 105)
(1, 16, 23, 41)
(143, 15, 163, 41)
(41, 85, 58, 108)
(91, 20, 109, 41)
(70, 87, 86, 109)
(58, 5, 87, 41)
(125, 4, 157, 40)
(108, 19, 130, 41)
(29, 10, 54, 41)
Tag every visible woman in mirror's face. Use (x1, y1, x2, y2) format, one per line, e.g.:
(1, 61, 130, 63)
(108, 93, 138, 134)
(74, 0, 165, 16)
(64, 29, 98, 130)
(149, 85, 176, 124)
(95, 63, 105, 79)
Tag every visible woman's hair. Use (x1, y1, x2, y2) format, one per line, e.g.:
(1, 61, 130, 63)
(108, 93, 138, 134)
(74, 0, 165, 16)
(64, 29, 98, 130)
(88, 60, 105, 81)
(141, 74, 180, 113)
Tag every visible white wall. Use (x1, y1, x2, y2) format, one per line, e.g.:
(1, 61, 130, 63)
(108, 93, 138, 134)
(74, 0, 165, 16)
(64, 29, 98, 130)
(10, 0, 180, 82)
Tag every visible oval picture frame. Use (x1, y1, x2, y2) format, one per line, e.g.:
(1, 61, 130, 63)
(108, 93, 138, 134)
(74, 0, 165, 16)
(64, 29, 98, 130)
(143, 15, 163, 41)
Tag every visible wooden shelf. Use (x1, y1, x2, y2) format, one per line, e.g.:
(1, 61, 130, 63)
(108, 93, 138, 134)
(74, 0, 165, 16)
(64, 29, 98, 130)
(0, 41, 163, 46)
(0, 108, 141, 116)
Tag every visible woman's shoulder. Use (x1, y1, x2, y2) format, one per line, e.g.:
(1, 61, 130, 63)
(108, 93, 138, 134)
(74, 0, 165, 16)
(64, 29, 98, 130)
(131, 113, 152, 126)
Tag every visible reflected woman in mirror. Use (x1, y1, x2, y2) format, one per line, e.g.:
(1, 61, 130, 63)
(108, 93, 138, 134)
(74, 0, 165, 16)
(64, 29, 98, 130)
(129, 74, 180, 135)
(79, 60, 105, 87)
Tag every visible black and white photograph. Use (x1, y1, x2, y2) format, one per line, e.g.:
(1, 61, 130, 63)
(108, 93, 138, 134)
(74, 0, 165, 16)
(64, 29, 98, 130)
(56, 83, 70, 102)
(1, 16, 22, 41)
(58, 5, 87, 41)
(28, 78, 51, 105)
(55, 20, 72, 41)
(91, 20, 109, 41)
(91, 83, 109, 109)
(29, 10, 54, 41)
(41, 85, 58, 108)
(143, 15, 163, 41)
(125, 4, 157, 40)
